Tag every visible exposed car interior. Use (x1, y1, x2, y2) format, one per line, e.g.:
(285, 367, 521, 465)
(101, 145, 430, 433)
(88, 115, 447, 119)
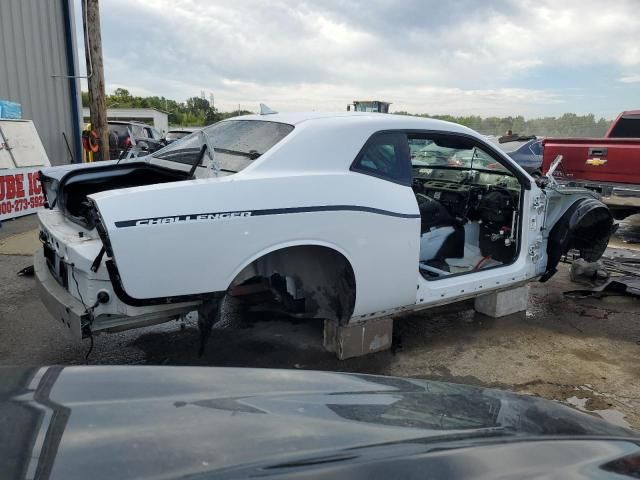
(353, 132, 524, 281)
(409, 134, 522, 280)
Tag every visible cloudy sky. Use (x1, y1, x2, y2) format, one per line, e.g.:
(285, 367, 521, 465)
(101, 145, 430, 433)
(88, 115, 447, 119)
(74, 0, 640, 118)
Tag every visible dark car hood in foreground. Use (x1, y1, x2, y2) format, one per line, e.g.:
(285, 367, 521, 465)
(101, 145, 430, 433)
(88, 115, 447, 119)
(1, 367, 638, 480)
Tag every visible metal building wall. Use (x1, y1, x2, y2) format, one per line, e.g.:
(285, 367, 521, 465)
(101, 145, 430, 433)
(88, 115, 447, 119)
(0, 0, 82, 166)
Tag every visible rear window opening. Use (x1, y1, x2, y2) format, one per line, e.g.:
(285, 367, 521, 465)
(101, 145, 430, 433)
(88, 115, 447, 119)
(152, 120, 294, 173)
(48, 120, 295, 228)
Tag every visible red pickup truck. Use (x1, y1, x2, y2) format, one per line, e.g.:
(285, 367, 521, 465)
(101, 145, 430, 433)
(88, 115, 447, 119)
(542, 110, 640, 219)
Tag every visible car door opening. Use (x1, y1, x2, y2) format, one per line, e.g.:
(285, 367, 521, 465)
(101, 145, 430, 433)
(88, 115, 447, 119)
(410, 134, 522, 280)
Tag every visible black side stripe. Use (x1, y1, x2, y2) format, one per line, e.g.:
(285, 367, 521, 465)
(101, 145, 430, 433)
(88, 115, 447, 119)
(114, 205, 420, 228)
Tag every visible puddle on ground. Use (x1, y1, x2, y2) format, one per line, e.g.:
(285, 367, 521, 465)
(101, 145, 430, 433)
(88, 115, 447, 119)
(564, 387, 632, 429)
(565, 395, 588, 409)
(594, 409, 631, 428)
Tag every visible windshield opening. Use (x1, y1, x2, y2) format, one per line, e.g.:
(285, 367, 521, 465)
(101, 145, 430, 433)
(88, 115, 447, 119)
(410, 135, 511, 174)
(152, 120, 294, 172)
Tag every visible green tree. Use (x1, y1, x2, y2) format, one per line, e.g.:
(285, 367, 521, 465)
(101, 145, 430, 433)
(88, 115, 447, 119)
(185, 96, 211, 115)
(393, 111, 612, 137)
(85, 89, 613, 136)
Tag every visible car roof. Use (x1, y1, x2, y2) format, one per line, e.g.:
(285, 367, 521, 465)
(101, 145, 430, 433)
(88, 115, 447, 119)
(485, 135, 538, 153)
(167, 127, 199, 133)
(223, 111, 475, 135)
(108, 120, 150, 126)
(228, 111, 376, 125)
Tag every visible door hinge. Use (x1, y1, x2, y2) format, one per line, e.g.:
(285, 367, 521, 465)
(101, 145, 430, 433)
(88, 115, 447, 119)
(532, 195, 545, 211)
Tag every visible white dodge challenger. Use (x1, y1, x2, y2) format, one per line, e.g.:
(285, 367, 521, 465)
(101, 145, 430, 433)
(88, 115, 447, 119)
(35, 111, 613, 356)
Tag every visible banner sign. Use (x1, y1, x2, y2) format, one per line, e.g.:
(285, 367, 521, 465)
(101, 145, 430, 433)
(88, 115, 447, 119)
(0, 167, 45, 221)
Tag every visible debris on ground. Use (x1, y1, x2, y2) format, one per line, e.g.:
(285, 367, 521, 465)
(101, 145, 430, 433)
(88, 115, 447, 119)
(566, 275, 640, 299)
(569, 259, 609, 286)
(16, 265, 34, 277)
(600, 255, 640, 276)
(564, 253, 640, 298)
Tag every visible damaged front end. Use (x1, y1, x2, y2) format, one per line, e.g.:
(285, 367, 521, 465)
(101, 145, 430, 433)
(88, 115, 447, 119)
(540, 194, 616, 282)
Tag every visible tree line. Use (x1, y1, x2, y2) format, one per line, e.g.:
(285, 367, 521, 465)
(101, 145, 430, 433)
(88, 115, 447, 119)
(394, 112, 613, 137)
(83, 90, 614, 136)
(82, 89, 252, 126)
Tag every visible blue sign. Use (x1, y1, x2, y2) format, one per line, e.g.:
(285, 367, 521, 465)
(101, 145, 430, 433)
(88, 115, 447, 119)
(0, 100, 22, 120)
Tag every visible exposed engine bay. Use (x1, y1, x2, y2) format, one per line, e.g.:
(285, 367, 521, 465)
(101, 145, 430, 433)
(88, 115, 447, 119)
(412, 167, 521, 279)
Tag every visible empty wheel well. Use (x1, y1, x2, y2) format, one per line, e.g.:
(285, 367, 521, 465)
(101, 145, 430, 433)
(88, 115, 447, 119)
(229, 245, 356, 323)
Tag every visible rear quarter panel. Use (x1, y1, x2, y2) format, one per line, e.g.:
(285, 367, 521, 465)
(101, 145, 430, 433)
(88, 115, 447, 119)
(91, 173, 420, 317)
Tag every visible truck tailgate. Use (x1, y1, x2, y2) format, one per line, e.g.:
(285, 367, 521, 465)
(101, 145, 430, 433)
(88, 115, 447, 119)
(542, 138, 640, 184)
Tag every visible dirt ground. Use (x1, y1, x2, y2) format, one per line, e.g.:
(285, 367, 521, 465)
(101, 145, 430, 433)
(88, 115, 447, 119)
(1, 214, 639, 429)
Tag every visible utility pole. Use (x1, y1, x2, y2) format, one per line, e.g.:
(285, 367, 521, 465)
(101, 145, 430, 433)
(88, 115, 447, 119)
(82, 0, 109, 160)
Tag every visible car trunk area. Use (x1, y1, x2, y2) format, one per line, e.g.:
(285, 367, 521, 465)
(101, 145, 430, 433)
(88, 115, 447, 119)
(43, 162, 191, 229)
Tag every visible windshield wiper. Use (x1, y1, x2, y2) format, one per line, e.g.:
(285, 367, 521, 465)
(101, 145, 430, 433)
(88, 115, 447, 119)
(214, 147, 261, 160)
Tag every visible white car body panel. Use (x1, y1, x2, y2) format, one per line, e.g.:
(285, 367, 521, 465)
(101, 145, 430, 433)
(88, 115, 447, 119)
(96, 172, 421, 315)
(34, 112, 611, 339)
